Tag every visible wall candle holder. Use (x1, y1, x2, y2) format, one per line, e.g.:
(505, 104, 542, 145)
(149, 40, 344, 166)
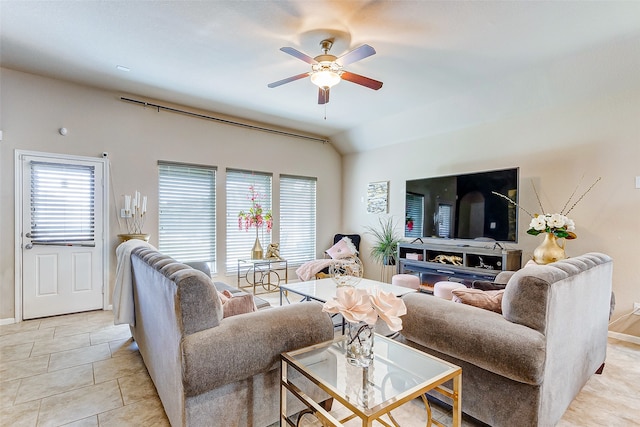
(119, 191, 148, 240)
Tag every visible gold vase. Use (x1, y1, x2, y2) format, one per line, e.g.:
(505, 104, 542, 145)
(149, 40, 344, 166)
(251, 234, 263, 260)
(118, 233, 150, 243)
(533, 233, 567, 265)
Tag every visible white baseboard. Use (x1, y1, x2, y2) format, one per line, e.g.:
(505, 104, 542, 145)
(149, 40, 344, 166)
(608, 331, 640, 345)
(1, 317, 16, 325)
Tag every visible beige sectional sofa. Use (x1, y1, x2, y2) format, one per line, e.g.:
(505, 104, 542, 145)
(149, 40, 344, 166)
(397, 253, 613, 427)
(128, 246, 334, 426)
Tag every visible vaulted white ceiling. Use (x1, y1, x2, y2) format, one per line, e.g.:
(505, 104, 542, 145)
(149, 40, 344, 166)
(2, 1, 639, 154)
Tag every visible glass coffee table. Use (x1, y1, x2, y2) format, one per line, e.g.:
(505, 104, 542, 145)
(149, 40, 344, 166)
(281, 334, 462, 427)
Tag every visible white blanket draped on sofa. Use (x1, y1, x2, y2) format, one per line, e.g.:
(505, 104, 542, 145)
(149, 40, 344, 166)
(113, 239, 156, 325)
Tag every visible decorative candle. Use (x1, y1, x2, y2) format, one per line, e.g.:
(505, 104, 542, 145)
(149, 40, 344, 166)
(142, 196, 147, 214)
(124, 195, 131, 211)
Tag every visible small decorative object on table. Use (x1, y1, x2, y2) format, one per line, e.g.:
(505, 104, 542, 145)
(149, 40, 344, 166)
(118, 190, 150, 242)
(264, 242, 283, 259)
(329, 256, 364, 287)
(238, 186, 273, 260)
(492, 177, 600, 265)
(322, 287, 406, 367)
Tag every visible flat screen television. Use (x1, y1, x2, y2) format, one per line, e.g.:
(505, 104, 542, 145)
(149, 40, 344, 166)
(405, 167, 519, 242)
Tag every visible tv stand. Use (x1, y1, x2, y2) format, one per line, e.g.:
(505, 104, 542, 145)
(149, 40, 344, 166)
(397, 242, 522, 293)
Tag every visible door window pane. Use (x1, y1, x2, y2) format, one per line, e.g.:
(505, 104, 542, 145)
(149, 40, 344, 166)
(30, 161, 95, 245)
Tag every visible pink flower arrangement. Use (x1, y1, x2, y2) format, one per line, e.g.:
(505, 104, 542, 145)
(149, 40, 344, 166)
(238, 186, 273, 232)
(322, 287, 407, 332)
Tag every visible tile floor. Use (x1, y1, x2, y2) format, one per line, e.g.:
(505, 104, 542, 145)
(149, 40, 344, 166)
(1, 296, 639, 427)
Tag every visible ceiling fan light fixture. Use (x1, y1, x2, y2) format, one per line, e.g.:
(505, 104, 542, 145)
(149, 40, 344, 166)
(310, 70, 341, 88)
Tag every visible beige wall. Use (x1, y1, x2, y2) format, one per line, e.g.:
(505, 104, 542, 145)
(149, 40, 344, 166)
(343, 87, 640, 334)
(0, 68, 342, 321)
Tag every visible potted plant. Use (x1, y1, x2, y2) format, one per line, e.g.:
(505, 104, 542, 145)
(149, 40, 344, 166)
(365, 216, 401, 266)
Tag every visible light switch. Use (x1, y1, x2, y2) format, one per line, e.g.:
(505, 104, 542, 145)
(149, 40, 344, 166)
(636, 176, 640, 189)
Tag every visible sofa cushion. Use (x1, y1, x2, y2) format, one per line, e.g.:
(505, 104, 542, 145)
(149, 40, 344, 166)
(326, 237, 357, 259)
(452, 288, 505, 313)
(218, 290, 257, 318)
(401, 292, 546, 385)
(472, 280, 507, 291)
(181, 302, 334, 396)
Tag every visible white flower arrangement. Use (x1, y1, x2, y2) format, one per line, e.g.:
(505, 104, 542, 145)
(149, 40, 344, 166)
(493, 177, 600, 240)
(322, 287, 407, 332)
(528, 213, 576, 239)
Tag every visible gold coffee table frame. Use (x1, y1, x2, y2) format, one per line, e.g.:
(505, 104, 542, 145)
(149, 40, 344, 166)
(281, 334, 462, 427)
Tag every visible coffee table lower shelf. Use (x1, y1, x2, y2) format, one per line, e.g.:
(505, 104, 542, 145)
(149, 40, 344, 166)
(280, 335, 462, 427)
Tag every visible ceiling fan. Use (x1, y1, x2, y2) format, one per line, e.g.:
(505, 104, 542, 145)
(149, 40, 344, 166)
(268, 39, 383, 104)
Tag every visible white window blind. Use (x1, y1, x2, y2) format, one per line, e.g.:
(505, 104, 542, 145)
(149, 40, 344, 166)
(280, 175, 316, 265)
(437, 204, 453, 238)
(30, 161, 95, 245)
(158, 162, 216, 272)
(226, 169, 272, 273)
(405, 192, 424, 238)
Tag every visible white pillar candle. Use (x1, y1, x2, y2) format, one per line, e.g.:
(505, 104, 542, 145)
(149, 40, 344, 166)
(125, 195, 131, 211)
(142, 196, 147, 213)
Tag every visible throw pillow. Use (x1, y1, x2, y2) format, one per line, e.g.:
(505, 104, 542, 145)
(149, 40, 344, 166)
(471, 280, 507, 291)
(217, 290, 257, 318)
(326, 237, 358, 259)
(452, 288, 505, 314)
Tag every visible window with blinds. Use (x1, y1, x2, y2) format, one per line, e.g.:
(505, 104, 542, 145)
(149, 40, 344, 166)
(405, 192, 424, 238)
(30, 161, 96, 246)
(279, 175, 317, 265)
(158, 162, 216, 272)
(437, 203, 453, 238)
(226, 169, 272, 273)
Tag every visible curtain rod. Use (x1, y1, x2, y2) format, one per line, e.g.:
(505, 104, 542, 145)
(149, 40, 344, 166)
(120, 97, 329, 144)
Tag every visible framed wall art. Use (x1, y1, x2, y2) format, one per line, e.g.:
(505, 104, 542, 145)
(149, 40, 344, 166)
(367, 181, 388, 214)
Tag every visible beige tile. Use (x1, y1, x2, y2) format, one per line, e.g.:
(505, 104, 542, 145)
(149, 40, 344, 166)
(92, 352, 146, 384)
(0, 328, 54, 348)
(37, 380, 122, 427)
(15, 364, 94, 404)
(60, 416, 98, 427)
(89, 324, 131, 345)
(38, 312, 90, 330)
(118, 371, 158, 405)
(53, 322, 105, 339)
(0, 378, 20, 408)
(0, 342, 34, 362)
(0, 354, 49, 382)
(0, 319, 41, 337)
(98, 396, 169, 427)
(48, 343, 111, 372)
(108, 338, 139, 359)
(0, 399, 40, 427)
(31, 333, 90, 357)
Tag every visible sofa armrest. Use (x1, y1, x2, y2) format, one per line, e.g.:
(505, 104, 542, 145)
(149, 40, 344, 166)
(400, 293, 546, 384)
(494, 270, 516, 284)
(181, 301, 334, 396)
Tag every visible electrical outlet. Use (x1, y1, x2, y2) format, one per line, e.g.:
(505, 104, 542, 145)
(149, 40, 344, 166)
(120, 208, 132, 218)
(634, 302, 640, 315)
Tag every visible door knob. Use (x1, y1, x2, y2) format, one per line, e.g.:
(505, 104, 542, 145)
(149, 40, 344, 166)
(25, 243, 33, 250)
(25, 232, 32, 238)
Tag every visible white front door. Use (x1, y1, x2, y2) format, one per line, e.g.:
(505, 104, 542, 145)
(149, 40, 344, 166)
(19, 153, 106, 319)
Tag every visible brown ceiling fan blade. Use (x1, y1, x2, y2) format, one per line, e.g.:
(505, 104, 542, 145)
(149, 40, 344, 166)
(267, 72, 310, 88)
(318, 87, 330, 104)
(340, 71, 383, 90)
(337, 44, 376, 66)
(280, 47, 318, 64)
